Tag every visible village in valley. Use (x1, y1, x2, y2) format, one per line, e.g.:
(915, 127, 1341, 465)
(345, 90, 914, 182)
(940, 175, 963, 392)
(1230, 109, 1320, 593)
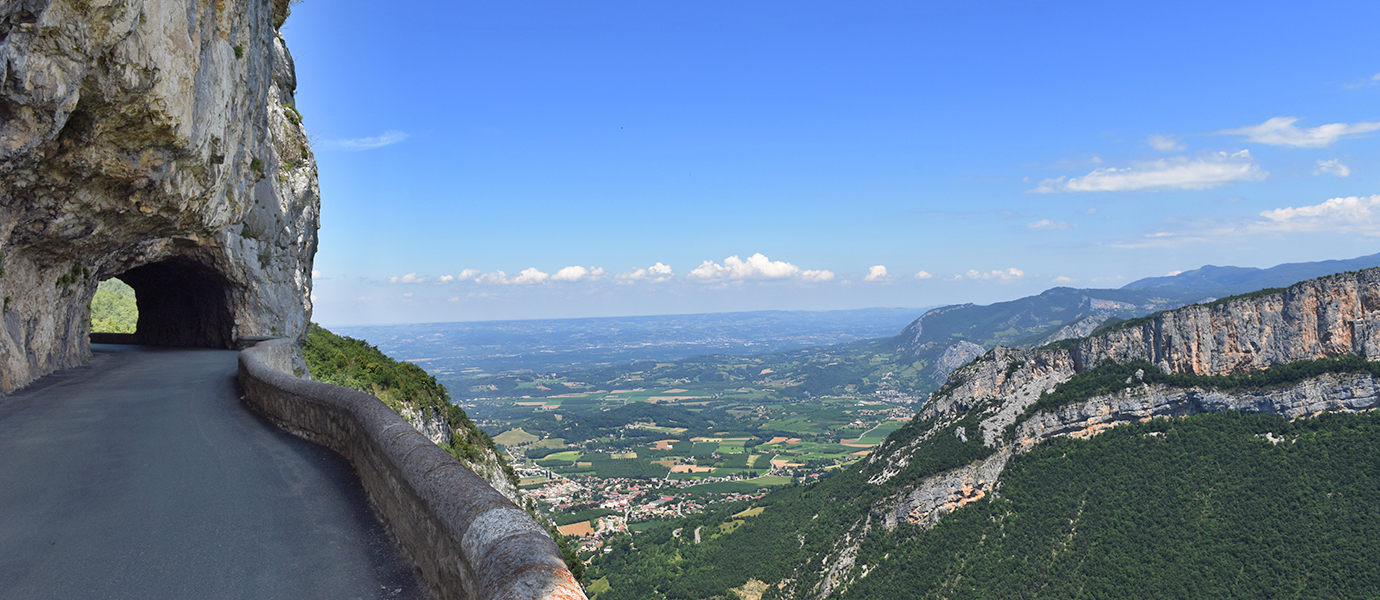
(478, 389, 916, 552)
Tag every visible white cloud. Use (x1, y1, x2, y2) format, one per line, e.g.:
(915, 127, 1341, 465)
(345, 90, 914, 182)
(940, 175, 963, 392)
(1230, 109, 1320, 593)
(965, 268, 1025, 280)
(321, 130, 409, 151)
(551, 266, 607, 282)
(1086, 208, 1098, 215)
(1027, 219, 1070, 229)
(1053, 276, 1076, 283)
(1255, 194, 1380, 235)
(914, 270, 933, 280)
(1219, 117, 1380, 148)
(1147, 134, 1185, 152)
(1166, 270, 1183, 276)
(388, 272, 427, 284)
(1314, 159, 1352, 178)
(437, 275, 455, 284)
(311, 270, 322, 278)
(1028, 150, 1265, 193)
(688, 253, 834, 282)
(511, 268, 550, 284)
(864, 265, 889, 282)
(458, 268, 481, 280)
(1342, 74, 1380, 89)
(617, 262, 675, 283)
(475, 268, 551, 285)
(475, 271, 509, 284)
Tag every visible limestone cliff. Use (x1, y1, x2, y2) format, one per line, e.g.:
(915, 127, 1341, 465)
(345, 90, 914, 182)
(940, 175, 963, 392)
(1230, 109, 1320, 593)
(867, 268, 1380, 531)
(0, 0, 318, 392)
(1074, 269, 1380, 375)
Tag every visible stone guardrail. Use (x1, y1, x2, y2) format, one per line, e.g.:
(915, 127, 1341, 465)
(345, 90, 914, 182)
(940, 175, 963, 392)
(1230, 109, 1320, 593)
(237, 337, 586, 600)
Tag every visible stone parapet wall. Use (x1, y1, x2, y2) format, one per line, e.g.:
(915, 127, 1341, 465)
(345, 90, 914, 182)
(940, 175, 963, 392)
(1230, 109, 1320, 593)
(238, 338, 585, 600)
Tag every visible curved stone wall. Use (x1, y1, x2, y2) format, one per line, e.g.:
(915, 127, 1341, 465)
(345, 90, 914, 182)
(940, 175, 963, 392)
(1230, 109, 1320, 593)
(238, 338, 585, 600)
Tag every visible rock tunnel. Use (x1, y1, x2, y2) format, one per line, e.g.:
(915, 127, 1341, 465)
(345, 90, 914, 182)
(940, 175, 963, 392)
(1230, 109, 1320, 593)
(115, 258, 237, 349)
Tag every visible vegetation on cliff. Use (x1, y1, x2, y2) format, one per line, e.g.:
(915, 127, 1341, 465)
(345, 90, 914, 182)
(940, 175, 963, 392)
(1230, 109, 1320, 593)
(303, 324, 503, 469)
(1008, 355, 1380, 439)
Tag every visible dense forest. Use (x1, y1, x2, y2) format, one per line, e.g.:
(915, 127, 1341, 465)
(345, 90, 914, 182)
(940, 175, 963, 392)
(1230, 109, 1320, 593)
(833, 411, 1380, 599)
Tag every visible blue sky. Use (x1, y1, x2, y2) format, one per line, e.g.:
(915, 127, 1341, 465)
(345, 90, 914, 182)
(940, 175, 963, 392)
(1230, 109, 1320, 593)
(284, 1, 1380, 326)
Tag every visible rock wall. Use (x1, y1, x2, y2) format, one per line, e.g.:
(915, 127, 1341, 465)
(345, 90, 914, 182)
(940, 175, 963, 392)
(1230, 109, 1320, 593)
(400, 403, 523, 505)
(1075, 269, 1380, 375)
(0, 0, 318, 392)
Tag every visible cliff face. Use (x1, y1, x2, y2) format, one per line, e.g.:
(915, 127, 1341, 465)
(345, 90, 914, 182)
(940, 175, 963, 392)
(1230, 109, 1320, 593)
(400, 404, 522, 504)
(863, 268, 1380, 537)
(0, 0, 318, 391)
(1075, 269, 1380, 375)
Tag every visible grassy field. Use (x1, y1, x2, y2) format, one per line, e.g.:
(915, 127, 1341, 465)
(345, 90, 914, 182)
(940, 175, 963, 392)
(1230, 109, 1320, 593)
(493, 428, 540, 446)
(628, 520, 672, 532)
(528, 437, 567, 450)
(586, 577, 612, 597)
(855, 419, 905, 444)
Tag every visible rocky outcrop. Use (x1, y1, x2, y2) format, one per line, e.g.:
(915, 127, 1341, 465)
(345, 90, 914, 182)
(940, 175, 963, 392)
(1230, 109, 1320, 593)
(878, 449, 1010, 530)
(1075, 269, 1380, 375)
(399, 403, 522, 505)
(1013, 372, 1380, 448)
(0, 0, 318, 392)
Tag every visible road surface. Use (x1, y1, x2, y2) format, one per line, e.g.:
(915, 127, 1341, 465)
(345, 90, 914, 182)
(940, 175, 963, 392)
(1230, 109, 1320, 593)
(0, 344, 424, 599)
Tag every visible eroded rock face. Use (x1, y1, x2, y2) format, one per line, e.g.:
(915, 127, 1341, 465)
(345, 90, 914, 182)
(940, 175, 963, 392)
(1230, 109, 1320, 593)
(398, 404, 522, 505)
(0, 0, 318, 392)
(1075, 269, 1380, 375)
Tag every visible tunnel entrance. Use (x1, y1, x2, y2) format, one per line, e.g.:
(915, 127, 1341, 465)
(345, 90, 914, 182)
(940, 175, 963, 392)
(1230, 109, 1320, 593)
(117, 258, 236, 348)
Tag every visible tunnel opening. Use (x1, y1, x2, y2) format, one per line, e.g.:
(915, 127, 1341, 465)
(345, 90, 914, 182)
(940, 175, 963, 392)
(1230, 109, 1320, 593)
(117, 258, 236, 348)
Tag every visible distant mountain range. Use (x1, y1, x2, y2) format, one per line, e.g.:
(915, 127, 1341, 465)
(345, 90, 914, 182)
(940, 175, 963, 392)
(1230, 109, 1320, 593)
(886, 251, 1380, 389)
(1122, 251, 1380, 295)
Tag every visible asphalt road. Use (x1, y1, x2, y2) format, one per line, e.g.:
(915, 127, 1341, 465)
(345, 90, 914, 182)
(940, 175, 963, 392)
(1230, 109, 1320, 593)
(0, 344, 424, 599)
